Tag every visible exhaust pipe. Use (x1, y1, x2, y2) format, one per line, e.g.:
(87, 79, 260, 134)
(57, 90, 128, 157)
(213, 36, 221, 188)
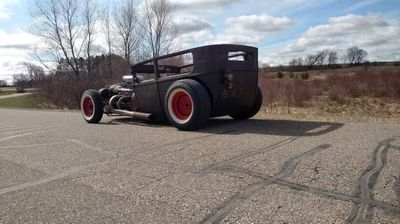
(107, 95, 153, 120)
(111, 109, 153, 120)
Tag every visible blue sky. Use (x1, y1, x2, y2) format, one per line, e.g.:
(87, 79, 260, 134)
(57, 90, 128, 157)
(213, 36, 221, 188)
(1, 0, 400, 81)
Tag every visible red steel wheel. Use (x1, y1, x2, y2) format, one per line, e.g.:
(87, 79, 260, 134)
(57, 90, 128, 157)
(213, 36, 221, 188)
(82, 96, 95, 119)
(165, 79, 211, 131)
(168, 89, 194, 123)
(80, 89, 103, 123)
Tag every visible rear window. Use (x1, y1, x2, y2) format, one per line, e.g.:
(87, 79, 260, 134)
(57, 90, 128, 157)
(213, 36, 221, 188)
(158, 52, 193, 78)
(228, 51, 253, 62)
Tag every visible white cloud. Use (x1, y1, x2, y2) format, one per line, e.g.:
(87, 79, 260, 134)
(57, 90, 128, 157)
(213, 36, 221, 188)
(0, 29, 40, 81)
(174, 17, 214, 35)
(172, 16, 215, 50)
(227, 13, 293, 33)
(261, 0, 335, 13)
(262, 14, 400, 65)
(0, 0, 20, 20)
(171, 0, 242, 16)
(304, 14, 388, 38)
(213, 34, 264, 46)
(174, 29, 214, 50)
(212, 13, 293, 45)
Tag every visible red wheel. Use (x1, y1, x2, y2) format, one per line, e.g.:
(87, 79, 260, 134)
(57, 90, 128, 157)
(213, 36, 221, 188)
(80, 90, 103, 123)
(82, 96, 95, 119)
(165, 79, 210, 131)
(168, 89, 193, 124)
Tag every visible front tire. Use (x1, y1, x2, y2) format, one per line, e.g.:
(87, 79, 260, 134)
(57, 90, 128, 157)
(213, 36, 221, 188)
(165, 79, 211, 131)
(230, 86, 262, 120)
(80, 89, 103, 123)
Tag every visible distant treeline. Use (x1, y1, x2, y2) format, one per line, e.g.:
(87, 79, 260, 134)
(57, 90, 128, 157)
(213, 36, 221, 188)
(263, 61, 400, 72)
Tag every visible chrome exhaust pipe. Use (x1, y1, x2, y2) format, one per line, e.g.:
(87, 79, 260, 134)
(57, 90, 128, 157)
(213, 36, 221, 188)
(111, 109, 153, 120)
(107, 95, 152, 120)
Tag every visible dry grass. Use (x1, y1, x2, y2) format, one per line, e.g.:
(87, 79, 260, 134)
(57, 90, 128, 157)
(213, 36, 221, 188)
(259, 65, 400, 120)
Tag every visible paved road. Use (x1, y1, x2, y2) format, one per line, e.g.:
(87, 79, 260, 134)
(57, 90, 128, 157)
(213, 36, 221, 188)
(0, 92, 32, 100)
(0, 108, 399, 224)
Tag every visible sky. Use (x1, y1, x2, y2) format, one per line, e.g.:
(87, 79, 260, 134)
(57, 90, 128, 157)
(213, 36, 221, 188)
(0, 0, 400, 82)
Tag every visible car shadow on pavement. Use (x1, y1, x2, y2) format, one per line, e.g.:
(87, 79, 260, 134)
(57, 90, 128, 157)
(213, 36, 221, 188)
(198, 118, 344, 137)
(101, 117, 168, 127)
(105, 117, 343, 137)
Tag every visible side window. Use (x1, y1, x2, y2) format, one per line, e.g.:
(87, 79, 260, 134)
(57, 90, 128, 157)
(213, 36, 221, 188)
(158, 52, 193, 78)
(228, 51, 253, 62)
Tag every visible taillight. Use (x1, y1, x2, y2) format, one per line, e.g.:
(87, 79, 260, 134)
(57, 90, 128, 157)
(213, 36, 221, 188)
(224, 73, 234, 90)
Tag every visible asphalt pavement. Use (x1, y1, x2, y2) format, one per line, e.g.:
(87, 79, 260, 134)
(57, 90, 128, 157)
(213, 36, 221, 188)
(0, 108, 399, 223)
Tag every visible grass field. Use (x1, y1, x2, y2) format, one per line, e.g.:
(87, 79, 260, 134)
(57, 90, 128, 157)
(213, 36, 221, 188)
(259, 65, 400, 120)
(0, 87, 16, 96)
(0, 94, 41, 109)
(0, 91, 15, 96)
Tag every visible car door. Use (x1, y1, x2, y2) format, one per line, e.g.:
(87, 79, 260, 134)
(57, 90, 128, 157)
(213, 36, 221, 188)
(134, 70, 163, 117)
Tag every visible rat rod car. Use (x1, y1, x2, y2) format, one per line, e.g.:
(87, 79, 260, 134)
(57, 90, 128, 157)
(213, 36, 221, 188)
(80, 44, 262, 130)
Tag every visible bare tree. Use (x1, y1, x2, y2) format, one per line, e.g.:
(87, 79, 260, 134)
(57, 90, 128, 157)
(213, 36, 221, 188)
(101, 5, 114, 79)
(347, 46, 368, 65)
(114, 0, 142, 66)
(295, 57, 303, 66)
(305, 50, 329, 68)
(0, 80, 7, 87)
(83, 0, 98, 76)
(316, 49, 329, 66)
(347, 47, 358, 64)
(141, 0, 176, 58)
(289, 58, 297, 67)
(355, 48, 368, 64)
(305, 54, 318, 68)
(23, 62, 45, 85)
(328, 51, 338, 67)
(288, 57, 303, 67)
(13, 73, 30, 93)
(30, 0, 87, 79)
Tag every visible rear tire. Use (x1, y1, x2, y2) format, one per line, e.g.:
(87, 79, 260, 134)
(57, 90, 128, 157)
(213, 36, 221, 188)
(80, 89, 103, 123)
(165, 79, 211, 131)
(230, 86, 262, 120)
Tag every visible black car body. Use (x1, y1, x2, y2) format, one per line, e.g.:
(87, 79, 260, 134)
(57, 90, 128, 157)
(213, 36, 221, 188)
(80, 44, 262, 130)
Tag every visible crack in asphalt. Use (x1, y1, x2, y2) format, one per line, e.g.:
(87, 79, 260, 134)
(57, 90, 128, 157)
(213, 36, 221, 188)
(0, 142, 69, 150)
(132, 156, 201, 174)
(0, 132, 33, 143)
(0, 125, 65, 143)
(200, 137, 299, 175)
(0, 123, 37, 131)
(0, 130, 232, 196)
(199, 144, 331, 224)
(393, 176, 400, 207)
(202, 139, 400, 224)
(348, 138, 394, 224)
(0, 159, 114, 195)
(216, 165, 400, 213)
(2, 125, 64, 135)
(134, 129, 239, 156)
(66, 139, 119, 157)
(2, 120, 399, 223)
(389, 142, 400, 207)
(230, 166, 400, 212)
(389, 144, 400, 151)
